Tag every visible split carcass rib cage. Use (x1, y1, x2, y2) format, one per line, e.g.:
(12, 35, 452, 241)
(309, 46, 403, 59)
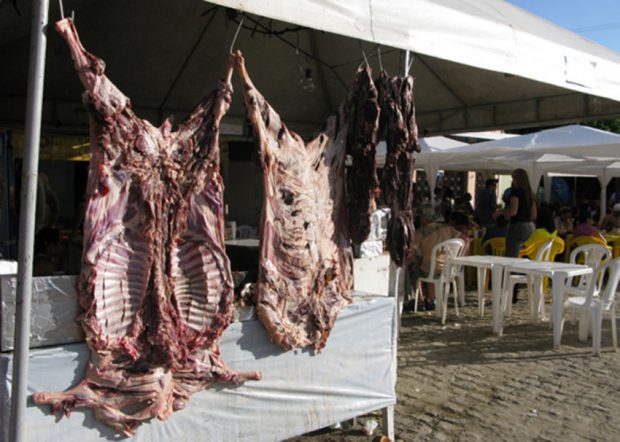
(32, 19, 260, 436)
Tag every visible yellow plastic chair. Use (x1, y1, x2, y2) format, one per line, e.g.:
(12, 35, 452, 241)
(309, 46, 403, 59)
(604, 235, 620, 258)
(481, 237, 506, 256)
(519, 237, 565, 293)
(566, 235, 612, 262)
(520, 237, 564, 260)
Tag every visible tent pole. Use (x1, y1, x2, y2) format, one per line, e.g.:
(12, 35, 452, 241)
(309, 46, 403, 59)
(381, 48, 413, 442)
(9, 0, 50, 440)
(600, 176, 610, 224)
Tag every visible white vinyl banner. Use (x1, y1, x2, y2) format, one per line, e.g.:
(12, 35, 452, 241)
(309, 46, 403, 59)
(1, 296, 396, 442)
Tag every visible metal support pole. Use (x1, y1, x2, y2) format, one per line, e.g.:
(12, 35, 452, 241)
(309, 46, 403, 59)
(9, 0, 50, 440)
(381, 48, 413, 441)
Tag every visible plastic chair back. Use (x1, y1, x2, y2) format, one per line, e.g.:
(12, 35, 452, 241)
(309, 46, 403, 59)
(573, 235, 608, 247)
(548, 237, 565, 261)
(569, 243, 612, 292)
(519, 238, 553, 260)
(584, 258, 620, 309)
(533, 239, 554, 261)
(570, 243, 611, 268)
(481, 237, 505, 256)
(566, 235, 611, 262)
(428, 238, 465, 280)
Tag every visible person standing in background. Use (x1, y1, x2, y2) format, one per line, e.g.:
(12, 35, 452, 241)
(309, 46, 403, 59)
(475, 178, 498, 228)
(500, 168, 537, 258)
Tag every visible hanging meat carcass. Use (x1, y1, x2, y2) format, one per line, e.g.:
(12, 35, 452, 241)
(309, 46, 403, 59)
(237, 52, 376, 351)
(33, 19, 260, 435)
(345, 67, 381, 245)
(376, 72, 420, 267)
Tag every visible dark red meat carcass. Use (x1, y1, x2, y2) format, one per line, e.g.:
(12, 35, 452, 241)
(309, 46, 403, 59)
(237, 52, 356, 351)
(345, 67, 380, 245)
(376, 72, 420, 267)
(33, 19, 259, 435)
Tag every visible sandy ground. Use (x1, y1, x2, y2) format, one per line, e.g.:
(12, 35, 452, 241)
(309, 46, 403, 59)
(287, 291, 620, 441)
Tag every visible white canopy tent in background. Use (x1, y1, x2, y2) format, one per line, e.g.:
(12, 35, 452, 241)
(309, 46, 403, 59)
(419, 125, 620, 218)
(377, 136, 468, 203)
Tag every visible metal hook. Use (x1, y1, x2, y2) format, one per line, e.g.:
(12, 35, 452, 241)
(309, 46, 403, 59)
(358, 40, 369, 67)
(229, 16, 245, 55)
(58, 0, 64, 19)
(362, 49, 369, 67)
(407, 54, 414, 76)
(377, 46, 384, 72)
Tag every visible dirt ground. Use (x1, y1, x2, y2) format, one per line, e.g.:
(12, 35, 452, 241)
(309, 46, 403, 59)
(288, 291, 620, 441)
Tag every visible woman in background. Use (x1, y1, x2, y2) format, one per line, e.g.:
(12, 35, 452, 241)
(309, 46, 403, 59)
(501, 168, 537, 257)
(573, 206, 606, 243)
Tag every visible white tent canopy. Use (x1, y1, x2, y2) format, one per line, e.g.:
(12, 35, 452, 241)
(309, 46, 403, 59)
(420, 125, 620, 216)
(377, 136, 468, 202)
(3, 0, 620, 136)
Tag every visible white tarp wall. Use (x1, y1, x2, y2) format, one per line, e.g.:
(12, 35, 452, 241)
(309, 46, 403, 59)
(1, 297, 396, 442)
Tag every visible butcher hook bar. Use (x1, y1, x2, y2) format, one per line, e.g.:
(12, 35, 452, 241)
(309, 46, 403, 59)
(57, 0, 74, 21)
(357, 40, 369, 68)
(407, 53, 414, 76)
(229, 15, 245, 55)
(377, 45, 384, 72)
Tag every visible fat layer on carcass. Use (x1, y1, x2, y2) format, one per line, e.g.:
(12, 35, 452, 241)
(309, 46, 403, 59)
(33, 19, 259, 436)
(237, 52, 356, 351)
(376, 72, 420, 267)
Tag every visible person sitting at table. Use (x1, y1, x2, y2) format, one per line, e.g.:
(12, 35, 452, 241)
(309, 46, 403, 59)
(454, 192, 475, 217)
(599, 203, 620, 233)
(573, 206, 606, 243)
(554, 206, 574, 237)
(410, 204, 469, 311)
(521, 206, 558, 257)
(482, 214, 508, 243)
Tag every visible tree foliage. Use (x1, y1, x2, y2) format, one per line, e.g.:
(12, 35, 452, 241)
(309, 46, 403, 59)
(584, 118, 620, 133)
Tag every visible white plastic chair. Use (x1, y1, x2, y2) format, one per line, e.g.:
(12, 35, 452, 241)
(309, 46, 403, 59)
(562, 258, 620, 354)
(504, 239, 554, 320)
(566, 243, 611, 297)
(415, 238, 465, 324)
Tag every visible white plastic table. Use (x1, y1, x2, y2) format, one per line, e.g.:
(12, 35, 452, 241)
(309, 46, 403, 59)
(502, 261, 592, 347)
(448, 256, 528, 336)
